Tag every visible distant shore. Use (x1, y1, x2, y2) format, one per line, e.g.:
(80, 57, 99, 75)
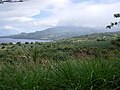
(0, 38, 52, 44)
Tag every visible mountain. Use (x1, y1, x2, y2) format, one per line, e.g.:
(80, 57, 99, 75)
(1, 26, 119, 40)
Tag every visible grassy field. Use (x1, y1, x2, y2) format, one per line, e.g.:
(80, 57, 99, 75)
(0, 58, 120, 90)
(0, 34, 120, 90)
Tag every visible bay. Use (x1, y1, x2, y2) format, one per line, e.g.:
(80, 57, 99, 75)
(0, 38, 51, 44)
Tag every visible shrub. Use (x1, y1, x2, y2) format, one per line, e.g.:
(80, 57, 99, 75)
(111, 38, 120, 47)
(1, 43, 7, 45)
(9, 42, 13, 45)
(16, 42, 21, 46)
(30, 42, 34, 44)
(1, 46, 5, 49)
(25, 42, 29, 44)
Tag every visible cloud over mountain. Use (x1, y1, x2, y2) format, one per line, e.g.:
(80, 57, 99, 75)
(0, 0, 120, 34)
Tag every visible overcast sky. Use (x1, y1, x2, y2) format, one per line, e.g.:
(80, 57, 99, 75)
(0, 0, 120, 33)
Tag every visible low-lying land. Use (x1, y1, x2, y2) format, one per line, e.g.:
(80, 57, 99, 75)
(0, 32, 120, 90)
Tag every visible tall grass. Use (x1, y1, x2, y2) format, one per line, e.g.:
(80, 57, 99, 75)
(0, 58, 120, 90)
(0, 61, 53, 90)
(53, 59, 120, 90)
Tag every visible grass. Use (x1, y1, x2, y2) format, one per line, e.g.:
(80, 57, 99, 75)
(0, 62, 51, 90)
(0, 36, 120, 90)
(53, 59, 120, 90)
(0, 58, 120, 90)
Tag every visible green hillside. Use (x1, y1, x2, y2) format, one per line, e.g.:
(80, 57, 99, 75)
(1, 26, 115, 40)
(0, 32, 120, 90)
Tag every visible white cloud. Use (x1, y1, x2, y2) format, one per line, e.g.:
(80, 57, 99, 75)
(0, 25, 21, 31)
(0, 0, 120, 33)
(0, 0, 70, 18)
(9, 17, 34, 23)
(31, 19, 58, 27)
(49, 1, 120, 27)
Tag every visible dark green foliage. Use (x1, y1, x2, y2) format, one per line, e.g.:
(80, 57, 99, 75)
(16, 42, 21, 46)
(25, 42, 29, 44)
(97, 38, 106, 41)
(30, 42, 34, 44)
(111, 37, 120, 47)
(9, 42, 13, 45)
(1, 46, 5, 49)
(1, 43, 7, 45)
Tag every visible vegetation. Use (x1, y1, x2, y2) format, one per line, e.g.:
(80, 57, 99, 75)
(0, 58, 120, 90)
(0, 32, 120, 90)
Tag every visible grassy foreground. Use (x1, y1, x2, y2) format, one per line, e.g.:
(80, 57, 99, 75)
(0, 35, 120, 90)
(0, 58, 120, 90)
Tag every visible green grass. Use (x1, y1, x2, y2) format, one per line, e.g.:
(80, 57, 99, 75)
(0, 36, 120, 90)
(0, 58, 120, 90)
(53, 59, 120, 90)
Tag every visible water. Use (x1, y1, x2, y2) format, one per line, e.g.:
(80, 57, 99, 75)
(0, 38, 51, 44)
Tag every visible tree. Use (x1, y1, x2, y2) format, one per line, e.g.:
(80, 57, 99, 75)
(1, 43, 7, 45)
(16, 42, 21, 46)
(0, 0, 28, 4)
(9, 42, 13, 45)
(30, 42, 34, 44)
(106, 13, 120, 29)
(25, 42, 29, 44)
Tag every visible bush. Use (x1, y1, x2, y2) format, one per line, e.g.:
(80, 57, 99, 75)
(16, 42, 21, 46)
(97, 38, 106, 41)
(25, 42, 29, 44)
(30, 42, 34, 44)
(111, 38, 120, 47)
(1, 43, 7, 45)
(9, 42, 13, 45)
(1, 46, 5, 49)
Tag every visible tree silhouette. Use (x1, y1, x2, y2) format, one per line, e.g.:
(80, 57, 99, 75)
(114, 13, 120, 18)
(106, 13, 120, 29)
(0, 0, 28, 4)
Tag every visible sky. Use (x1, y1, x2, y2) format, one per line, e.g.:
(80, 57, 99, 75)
(0, 0, 120, 34)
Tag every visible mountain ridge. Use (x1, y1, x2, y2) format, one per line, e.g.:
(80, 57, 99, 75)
(1, 26, 119, 40)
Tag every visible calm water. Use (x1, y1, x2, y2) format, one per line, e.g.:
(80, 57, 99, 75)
(0, 38, 51, 44)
